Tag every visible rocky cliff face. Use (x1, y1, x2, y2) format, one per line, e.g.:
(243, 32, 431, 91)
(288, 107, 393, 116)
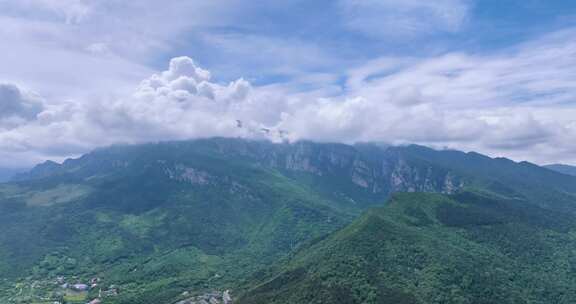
(13, 139, 465, 202)
(223, 141, 465, 197)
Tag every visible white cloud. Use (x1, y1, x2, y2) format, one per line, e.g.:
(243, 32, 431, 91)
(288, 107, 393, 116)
(85, 42, 110, 55)
(2, 23, 576, 167)
(0, 0, 91, 24)
(197, 32, 343, 84)
(338, 0, 471, 38)
(332, 28, 576, 163)
(0, 0, 340, 101)
(0, 0, 251, 99)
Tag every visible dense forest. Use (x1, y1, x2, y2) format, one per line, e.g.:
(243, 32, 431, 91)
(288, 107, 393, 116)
(1, 138, 576, 304)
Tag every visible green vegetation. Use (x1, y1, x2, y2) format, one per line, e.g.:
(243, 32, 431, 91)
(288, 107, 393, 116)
(545, 164, 576, 177)
(1, 138, 576, 303)
(240, 192, 576, 304)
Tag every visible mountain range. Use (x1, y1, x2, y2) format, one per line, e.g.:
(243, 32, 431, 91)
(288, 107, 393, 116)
(0, 168, 27, 183)
(545, 164, 576, 177)
(1, 138, 576, 304)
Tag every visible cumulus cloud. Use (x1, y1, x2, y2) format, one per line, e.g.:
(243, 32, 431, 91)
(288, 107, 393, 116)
(95, 28, 576, 164)
(3, 26, 576, 167)
(0, 0, 251, 99)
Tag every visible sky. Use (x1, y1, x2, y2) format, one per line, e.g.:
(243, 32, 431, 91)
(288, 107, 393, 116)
(1, 0, 576, 168)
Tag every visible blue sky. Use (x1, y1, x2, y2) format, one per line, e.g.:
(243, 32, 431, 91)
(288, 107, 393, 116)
(168, 0, 576, 84)
(1, 0, 576, 167)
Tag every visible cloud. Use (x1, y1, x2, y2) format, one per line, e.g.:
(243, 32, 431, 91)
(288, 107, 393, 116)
(194, 32, 343, 86)
(331, 28, 576, 162)
(0, 84, 44, 128)
(0, 0, 91, 24)
(85, 42, 110, 55)
(3, 25, 576, 167)
(0, 0, 252, 99)
(338, 0, 471, 38)
(90, 57, 260, 141)
(0, 16, 153, 99)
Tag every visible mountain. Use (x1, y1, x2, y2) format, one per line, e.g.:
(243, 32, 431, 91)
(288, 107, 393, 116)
(0, 167, 27, 183)
(239, 191, 576, 304)
(2, 138, 576, 304)
(545, 164, 576, 177)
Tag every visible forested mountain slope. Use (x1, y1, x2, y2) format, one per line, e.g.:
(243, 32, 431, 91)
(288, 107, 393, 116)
(1, 138, 576, 304)
(545, 164, 576, 177)
(240, 192, 576, 304)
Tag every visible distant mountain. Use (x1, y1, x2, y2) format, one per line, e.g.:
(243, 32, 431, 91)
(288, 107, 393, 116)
(545, 164, 576, 177)
(11, 160, 60, 181)
(2, 138, 576, 304)
(0, 167, 27, 183)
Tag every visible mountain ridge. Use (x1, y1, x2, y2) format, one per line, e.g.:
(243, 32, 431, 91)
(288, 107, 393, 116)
(545, 163, 576, 177)
(2, 138, 576, 304)
(0, 167, 27, 183)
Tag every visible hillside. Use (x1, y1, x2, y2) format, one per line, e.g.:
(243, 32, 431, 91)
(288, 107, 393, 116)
(0, 168, 26, 183)
(545, 164, 576, 177)
(0, 140, 356, 304)
(1, 138, 576, 303)
(240, 191, 576, 304)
